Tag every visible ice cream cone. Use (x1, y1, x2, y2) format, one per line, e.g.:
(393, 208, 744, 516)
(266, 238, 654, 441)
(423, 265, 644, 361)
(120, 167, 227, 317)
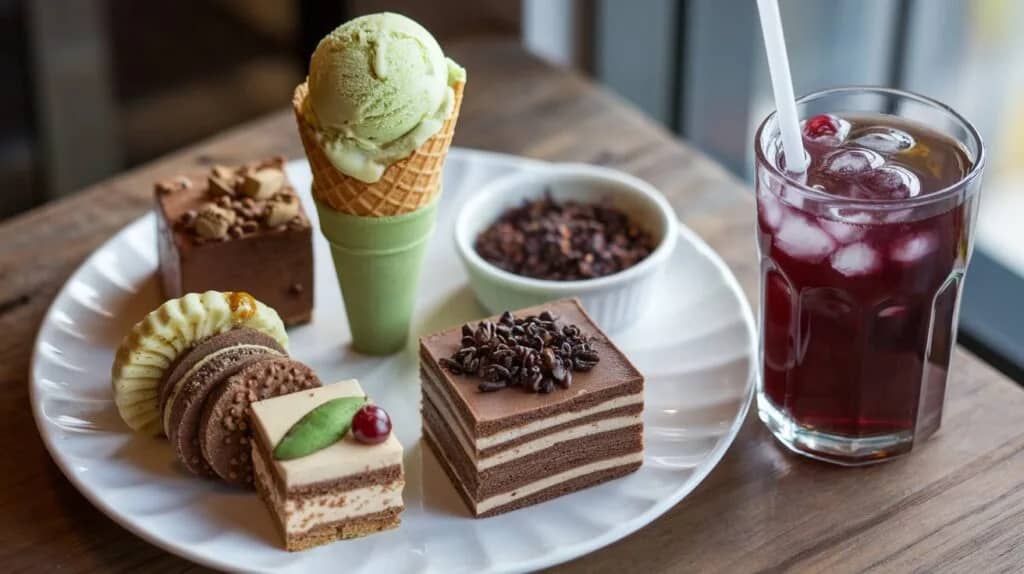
(292, 81, 463, 217)
(293, 81, 463, 354)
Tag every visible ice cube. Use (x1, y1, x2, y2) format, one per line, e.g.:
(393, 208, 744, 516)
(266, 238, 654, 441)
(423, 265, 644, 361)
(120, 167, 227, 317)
(758, 187, 784, 230)
(831, 243, 881, 276)
(828, 207, 878, 225)
(851, 127, 915, 155)
(860, 165, 921, 199)
(820, 217, 866, 243)
(822, 148, 885, 179)
(884, 208, 914, 223)
(891, 232, 938, 263)
(780, 186, 806, 210)
(775, 215, 836, 262)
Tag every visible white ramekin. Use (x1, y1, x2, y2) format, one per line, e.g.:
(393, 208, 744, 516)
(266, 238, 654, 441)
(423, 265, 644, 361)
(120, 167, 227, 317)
(454, 163, 678, 333)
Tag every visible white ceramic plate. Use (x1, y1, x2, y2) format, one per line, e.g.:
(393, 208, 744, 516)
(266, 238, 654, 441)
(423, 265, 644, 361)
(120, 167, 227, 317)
(30, 149, 755, 573)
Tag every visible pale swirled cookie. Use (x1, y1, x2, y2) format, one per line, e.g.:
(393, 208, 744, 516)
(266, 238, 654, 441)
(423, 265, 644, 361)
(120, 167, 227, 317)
(111, 291, 288, 435)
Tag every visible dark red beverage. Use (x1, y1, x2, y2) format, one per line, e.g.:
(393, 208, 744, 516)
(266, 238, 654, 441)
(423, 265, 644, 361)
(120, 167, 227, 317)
(755, 89, 984, 464)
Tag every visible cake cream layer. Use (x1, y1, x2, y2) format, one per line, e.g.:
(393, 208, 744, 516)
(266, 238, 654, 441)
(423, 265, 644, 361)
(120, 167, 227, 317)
(422, 373, 642, 468)
(423, 394, 643, 499)
(250, 380, 403, 488)
(420, 365, 644, 453)
(418, 299, 645, 437)
(254, 434, 403, 497)
(253, 443, 404, 535)
(424, 424, 643, 516)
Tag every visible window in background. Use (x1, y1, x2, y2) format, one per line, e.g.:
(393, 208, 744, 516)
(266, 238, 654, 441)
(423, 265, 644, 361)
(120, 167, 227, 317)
(588, 0, 1024, 377)
(899, 1, 1024, 279)
(2, 0, 520, 221)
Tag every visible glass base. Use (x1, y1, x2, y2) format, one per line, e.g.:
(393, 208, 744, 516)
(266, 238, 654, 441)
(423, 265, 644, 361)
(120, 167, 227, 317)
(757, 393, 915, 466)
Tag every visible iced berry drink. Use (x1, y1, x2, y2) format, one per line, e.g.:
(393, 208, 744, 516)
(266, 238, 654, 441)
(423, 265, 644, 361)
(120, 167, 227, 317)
(757, 111, 978, 462)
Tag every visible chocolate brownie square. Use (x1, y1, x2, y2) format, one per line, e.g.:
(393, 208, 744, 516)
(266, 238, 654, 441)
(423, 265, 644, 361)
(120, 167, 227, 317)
(156, 158, 313, 325)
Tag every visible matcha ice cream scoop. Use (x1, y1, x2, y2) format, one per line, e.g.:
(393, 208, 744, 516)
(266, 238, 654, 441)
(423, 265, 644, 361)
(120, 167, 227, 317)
(303, 12, 465, 183)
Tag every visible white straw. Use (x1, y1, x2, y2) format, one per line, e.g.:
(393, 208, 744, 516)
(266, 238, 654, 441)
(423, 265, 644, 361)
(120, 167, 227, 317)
(756, 0, 807, 173)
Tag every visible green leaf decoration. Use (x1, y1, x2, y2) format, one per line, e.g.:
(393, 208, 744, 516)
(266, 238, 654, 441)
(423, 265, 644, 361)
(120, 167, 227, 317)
(273, 396, 367, 460)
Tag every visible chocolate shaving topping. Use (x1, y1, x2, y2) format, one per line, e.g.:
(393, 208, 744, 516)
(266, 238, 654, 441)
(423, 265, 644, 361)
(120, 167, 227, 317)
(474, 193, 656, 281)
(439, 310, 600, 394)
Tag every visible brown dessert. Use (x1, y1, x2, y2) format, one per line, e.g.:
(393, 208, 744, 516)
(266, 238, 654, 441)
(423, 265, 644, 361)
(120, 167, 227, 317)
(419, 298, 644, 517)
(250, 380, 405, 551)
(474, 195, 656, 281)
(158, 327, 321, 484)
(155, 157, 314, 326)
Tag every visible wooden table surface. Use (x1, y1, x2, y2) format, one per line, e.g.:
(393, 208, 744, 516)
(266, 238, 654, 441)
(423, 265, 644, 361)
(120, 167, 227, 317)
(3, 39, 1023, 573)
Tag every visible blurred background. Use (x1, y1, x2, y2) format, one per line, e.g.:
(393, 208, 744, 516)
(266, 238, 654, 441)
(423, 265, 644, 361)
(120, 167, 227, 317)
(3, 0, 1022, 371)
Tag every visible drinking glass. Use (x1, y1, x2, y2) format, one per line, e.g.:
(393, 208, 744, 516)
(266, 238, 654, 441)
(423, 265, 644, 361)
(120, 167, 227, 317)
(754, 87, 985, 465)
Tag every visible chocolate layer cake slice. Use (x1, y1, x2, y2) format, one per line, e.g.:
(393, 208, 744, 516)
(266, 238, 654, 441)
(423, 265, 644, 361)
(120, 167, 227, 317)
(251, 380, 405, 551)
(420, 298, 644, 518)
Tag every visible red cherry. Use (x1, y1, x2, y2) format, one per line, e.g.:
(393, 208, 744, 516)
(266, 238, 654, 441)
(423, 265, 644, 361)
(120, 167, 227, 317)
(804, 114, 839, 138)
(352, 405, 392, 444)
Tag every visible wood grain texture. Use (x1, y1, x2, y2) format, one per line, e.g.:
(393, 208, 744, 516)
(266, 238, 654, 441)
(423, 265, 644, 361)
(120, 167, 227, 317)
(1, 38, 1022, 573)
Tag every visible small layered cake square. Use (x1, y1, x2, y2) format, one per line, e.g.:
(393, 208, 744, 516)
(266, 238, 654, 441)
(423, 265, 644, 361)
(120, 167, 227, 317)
(250, 380, 404, 551)
(155, 157, 314, 326)
(420, 298, 644, 518)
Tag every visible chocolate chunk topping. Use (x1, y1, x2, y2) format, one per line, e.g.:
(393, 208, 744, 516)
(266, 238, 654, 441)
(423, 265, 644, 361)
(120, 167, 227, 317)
(173, 158, 309, 243)
(474, 194, 656, 281)
(440, 309, 599, 393)
(264, 194, 300, 227)
(242, 168, 285, 199)
(194, 205, 236, 240)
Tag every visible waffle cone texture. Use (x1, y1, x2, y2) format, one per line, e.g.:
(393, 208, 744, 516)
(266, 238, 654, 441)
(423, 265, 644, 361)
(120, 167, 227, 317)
(292, 81, 464, 217)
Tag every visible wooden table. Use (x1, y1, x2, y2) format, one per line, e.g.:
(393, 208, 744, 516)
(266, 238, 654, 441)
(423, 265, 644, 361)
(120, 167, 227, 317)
(3, 39, 1022, 573)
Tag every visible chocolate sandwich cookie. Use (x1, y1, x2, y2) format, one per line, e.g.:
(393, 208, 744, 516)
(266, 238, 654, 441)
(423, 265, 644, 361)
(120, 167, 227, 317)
(158, 327, 286, 418)
(161, 328, 285, 476)
(200, 357, 321, 486)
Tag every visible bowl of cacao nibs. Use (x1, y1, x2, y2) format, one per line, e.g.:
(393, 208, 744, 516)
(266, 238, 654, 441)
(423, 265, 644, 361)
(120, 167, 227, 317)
(454, 163, 678, 332)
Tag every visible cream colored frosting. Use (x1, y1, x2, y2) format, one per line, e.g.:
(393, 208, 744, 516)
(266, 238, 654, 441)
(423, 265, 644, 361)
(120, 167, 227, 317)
(250, 379, 404, 487)
(253, 445, 404, 534)
(112, 290, 288, 435)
